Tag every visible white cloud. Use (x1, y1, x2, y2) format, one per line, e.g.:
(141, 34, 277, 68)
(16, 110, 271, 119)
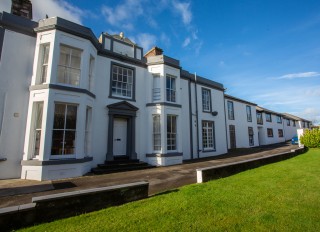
(172, 1, 192, 25)
(182, 37, 191, 47)
(101, 0, 144, 29)
(160, 33, 171, 47)
(277, 71, 320, 79)
(132, 33, 156, 51)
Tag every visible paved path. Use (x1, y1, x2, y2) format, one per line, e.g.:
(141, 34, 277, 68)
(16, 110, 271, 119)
(0, 143, 298, 208)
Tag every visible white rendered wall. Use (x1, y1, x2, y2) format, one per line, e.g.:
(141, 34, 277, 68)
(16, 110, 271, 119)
(0, 29, 35, 179)
(259, 113, 286, 145)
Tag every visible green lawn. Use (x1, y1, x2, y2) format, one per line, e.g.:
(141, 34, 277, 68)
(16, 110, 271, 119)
(20, 149, 320, 232)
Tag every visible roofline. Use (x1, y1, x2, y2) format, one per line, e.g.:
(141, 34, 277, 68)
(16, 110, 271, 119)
(224, 94, 257, 106)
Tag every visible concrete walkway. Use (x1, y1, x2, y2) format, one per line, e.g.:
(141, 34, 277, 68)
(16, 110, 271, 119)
(0, 142, 299, 208)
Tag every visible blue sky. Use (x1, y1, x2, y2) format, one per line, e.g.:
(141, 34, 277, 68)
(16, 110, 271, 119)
(1, 0, 319, 124)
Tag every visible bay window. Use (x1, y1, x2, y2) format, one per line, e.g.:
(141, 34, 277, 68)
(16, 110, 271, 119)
(167, 115, 177, 150)
(153, 115, 161, 151)
(166, 74, 176, 102)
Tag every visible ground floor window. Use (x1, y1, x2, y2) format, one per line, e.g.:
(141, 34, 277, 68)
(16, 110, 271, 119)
(32, 102, 44, 158)
(267, 128, 273, 137)
(248, 127, 254, 146)
(202, 121, 215, 150)
(153, 115, 161, 151)
(278, 129, 283, 137)
(84, 107, 92, 156)
(167, 115, 177, 151)
(51, 103, 77, 155)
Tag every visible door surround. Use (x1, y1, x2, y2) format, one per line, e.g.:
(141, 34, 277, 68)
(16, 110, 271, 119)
(106, 101, 138, 161)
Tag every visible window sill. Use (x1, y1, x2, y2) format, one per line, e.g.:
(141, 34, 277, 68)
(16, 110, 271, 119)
(30, 84, 96, 98)
(202, 149, 216, 153)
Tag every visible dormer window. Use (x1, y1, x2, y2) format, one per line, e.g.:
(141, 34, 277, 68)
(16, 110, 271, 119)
(57, 45, 82, 86)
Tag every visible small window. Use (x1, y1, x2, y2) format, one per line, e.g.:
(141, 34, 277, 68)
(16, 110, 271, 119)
(153, 115, 161, 151)
(227, 101, 234, 120)
(88, 56, 95, 91)
(152, 74, 161, 102)
(293, 120, 296, 127)
(246, 105, 252, 122)
(287, 119, 290, 126)
(277, 115, 282, 123)
(84, 107, 92, 156)
(257, 112, 263, 124)
(32, 102, 44, 158)
(57, 45, 82, 86)
(202, 88, 211, 112)
(202, 121, 215, 150)
(38, 43, 50, 84)
(278, 129, 283, 137)
(266, 113, 272, 122)
(166, 74, 176, 102)
(248, 127, 254, 146)
(267, 128, 273, 137)
(111, 64, 134, 99)
(167, 115, 177, 150)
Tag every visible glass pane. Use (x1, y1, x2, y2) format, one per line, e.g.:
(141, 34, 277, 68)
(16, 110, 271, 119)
(53, 104, 66, 129)
(35, 102, 43, 129)
(64, 130, 76, 154)
(66, 105, 77, 129)
(71, 49, 81, 68)
(51, 130, 64, 155)
(57, 66, 67, 83)
(59, 46, 70, 66)
(34, 130, 41, 157)
(69, 68, 80, 86)
(43, 45, 50, 64)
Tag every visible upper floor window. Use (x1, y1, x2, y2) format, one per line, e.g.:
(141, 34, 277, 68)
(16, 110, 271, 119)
(58, 45, 82, 86)
(152, 74, 161, 102)
(267, 128, 273, 137)
(266, 113, 272, 122)
(303, 121, 305, 127)
(202, 88, 211, 112)
(111, 64, 134, 99)
(246, 105, 252, 122)
(166, 74, 176, 102)
(293, 120, 296, 127)
(88, 56, 95, 92)
(37, 43, 50, 84)
(227, 101, 234, 120)
(257, 112, 263, 124)
(277, 115, 282, 123)
(287, 119, 290, 126)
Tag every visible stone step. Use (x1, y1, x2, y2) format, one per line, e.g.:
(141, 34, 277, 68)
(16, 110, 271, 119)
(91, 163, 154, 175)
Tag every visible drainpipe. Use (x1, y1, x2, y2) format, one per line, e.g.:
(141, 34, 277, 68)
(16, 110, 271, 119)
(194, 72, 200, 158)
(188, 79, 193, 159)
(223, 91, 229, 151)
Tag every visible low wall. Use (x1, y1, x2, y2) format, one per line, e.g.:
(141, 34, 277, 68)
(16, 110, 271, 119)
(0, 181, 149, 231)
(197, 147, 305, 183)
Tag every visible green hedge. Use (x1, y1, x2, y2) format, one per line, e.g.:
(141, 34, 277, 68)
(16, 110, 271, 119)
(300, 129, 320, 148)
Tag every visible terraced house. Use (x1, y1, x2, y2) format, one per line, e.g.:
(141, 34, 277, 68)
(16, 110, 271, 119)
(0, 5, 311, 180)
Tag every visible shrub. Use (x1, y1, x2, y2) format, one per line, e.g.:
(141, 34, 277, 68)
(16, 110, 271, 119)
(300, 129, 320, 148)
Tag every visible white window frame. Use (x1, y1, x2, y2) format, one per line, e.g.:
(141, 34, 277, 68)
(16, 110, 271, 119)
(167, 115, 177, 151)
(37, 43, 50, 84)
(84, 107, 92, 157)
(31, 102, 44, 159)
(88, 56, 95, 92)
(166, 74, 176, 102)
(152, 115, 161, 151)
(246, 105, 252, 122)
(266, 113, 272, 122)
(202, 88, 211, 112)
(202, 121, 215, 150)
(51, 103, 77, 158)
(248, 127, 254, 146)
(227, 101, 234, 120)
(152, 74, 161, 102)
(111, 64, 134, 99)
(57, 45, 82, 86)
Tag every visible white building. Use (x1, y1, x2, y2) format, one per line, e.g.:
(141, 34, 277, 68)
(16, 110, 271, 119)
(0, 9, 311, 181)
(224, 95, 259, 148)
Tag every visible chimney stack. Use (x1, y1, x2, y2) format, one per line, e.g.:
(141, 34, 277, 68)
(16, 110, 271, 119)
(11, 0, 33, 20)
(144, 47, 163, 58)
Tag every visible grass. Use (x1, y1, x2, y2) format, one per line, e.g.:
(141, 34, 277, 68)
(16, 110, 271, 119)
(20, 149, 320, 232)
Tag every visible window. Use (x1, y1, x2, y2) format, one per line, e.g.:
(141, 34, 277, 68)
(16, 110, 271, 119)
(153, 115, 161, 151)
(84, 107, 92, 157)
(202, 121, 215, 150)
(277, 115, 282, 124)
(278, 129, 283, 137)
(32, 102, 44, 158)
(58, 45, 82, 86)
(152, 74, 161, 102)
(51, 104, 77, 155)
(38, 44, 50, 84)
(227, 101, 234, 120)
(257, 112, 263, 124)
(167, 115, 177, 150)
(202, 88, 211, 112)
(293, 120, 296, 127)
(267, 128, 273, 137)
(166, 74, 176, 102)
(248, 127, 254, 146)
(88, 56, 94, 91)
(303, 121, 305, 127)
(111, 64, 133, 99)
(287, 119, 290, 126)
(266, 113, 272, 122)
(246, 105, 252, 122)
